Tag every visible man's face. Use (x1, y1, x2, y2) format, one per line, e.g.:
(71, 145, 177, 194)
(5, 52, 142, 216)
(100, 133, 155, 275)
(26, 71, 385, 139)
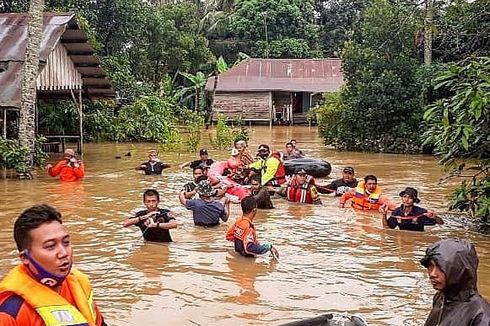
(401, 194, 415, 207)
(200, 154, 208, 161)
(63, 152, 74, 161)
(251, 180, 260, 192)
(149, 153, 158, 162)
(342, 172, 354, 182)
(365, 179, 377, 193)
(21, 221, 72, 277)
(296, 174, 307, 184)
(236, 143, 244, 152)
(144, 195, 159, 212)
(286, 144, 294, 153)
(427, 261, 447, 291)
(291, 140, 297, 147)
(193, 168, 204, 181)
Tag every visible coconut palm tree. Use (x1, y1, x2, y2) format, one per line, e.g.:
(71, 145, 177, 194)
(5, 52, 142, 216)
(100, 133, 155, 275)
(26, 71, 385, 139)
(19, 0, 45, 176)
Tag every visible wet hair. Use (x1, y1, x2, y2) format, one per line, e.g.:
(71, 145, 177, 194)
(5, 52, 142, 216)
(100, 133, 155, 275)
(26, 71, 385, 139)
(143, 189, 160, 201)
(241, 196, 258, 214)
(364, 175, 378, 183)
(235, 140, 247, 147)
(290, 139, 297, 143)
(193, 166, 204, 173)
(14, 204, 63, 251)
(251, 175, 261, 184)
(286, 142, 293, 147)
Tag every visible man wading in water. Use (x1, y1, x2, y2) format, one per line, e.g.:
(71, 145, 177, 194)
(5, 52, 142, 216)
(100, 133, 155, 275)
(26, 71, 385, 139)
(124, 189, 177, 242)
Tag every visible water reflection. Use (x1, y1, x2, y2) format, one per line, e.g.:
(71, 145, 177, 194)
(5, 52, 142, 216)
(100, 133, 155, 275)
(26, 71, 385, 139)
(1, 126, 489, 326)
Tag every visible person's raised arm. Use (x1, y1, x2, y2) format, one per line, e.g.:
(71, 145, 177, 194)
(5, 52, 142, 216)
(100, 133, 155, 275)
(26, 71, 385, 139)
(47, 160, 66, 177)
(73, 161, 85, 178)
(179, 161, 191, 169)
(339, 188, 355, 208)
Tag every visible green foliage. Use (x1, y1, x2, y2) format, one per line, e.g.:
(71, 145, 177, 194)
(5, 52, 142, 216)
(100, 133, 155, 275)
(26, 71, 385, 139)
(182, 109, 205, 152)
(113, 95, 180, 143)
(423, 57, 490, 223)
(210, 115, 250, 149)
(38, 101, 78, 136)
(317, 0, 424, 153)
(227, 0, 321, 58)
(0, 137, 48, 175)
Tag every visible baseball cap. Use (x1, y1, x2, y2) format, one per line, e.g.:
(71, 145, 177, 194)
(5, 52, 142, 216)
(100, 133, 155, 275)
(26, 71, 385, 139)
(199, 149, 208, 156)
(343, 167, 355, 174)
(296, 168, 307, 175)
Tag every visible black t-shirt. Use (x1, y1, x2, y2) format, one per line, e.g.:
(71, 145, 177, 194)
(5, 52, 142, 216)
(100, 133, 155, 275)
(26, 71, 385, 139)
(190, 159, 214, 169)
(139, 161, 171, 175)
(134, 208, 174, 242)
(325, 178, 358, 196)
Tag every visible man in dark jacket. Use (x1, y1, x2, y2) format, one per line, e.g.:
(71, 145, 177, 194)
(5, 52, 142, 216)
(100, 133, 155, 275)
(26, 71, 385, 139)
(420, 238, 490, 326)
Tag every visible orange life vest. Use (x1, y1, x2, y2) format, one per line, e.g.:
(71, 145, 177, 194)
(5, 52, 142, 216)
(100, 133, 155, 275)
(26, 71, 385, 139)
(226, 217, 258, 256)
(351, 182, 383, 210)
(270, 151, 286, 185)
(0, 264, 98, 326)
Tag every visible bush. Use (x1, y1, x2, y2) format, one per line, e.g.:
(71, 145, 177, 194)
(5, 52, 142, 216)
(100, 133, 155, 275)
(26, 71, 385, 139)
(0, 137, 48, 177)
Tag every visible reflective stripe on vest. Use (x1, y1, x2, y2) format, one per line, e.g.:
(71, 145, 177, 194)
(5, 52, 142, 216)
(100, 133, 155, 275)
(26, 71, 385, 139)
(0, 265, 97, 326)
(351, 183, 382, 210)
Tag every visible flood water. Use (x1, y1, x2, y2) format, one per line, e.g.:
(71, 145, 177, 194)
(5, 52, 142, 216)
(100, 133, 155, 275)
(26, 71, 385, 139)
(1, 126, 489, 325)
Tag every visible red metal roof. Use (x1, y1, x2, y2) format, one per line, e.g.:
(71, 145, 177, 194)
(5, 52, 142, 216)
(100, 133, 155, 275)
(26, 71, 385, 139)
(205, 58, 344, 93)
(0, 13, 115, 108)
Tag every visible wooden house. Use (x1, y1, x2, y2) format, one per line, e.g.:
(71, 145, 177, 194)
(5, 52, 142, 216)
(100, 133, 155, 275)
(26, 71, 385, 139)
(0, 13, 115, 151)
(205, 58, 343, 125)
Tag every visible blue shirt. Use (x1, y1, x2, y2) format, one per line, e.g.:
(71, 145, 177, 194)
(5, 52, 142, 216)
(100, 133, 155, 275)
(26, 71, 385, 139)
(185, 199, 226, 226)
(387, 205, 436, 232)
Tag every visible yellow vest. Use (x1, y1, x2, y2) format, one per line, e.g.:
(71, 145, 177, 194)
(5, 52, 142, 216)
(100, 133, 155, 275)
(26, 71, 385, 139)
(351, 182, 383, 210)
(0, 264, 97, 326)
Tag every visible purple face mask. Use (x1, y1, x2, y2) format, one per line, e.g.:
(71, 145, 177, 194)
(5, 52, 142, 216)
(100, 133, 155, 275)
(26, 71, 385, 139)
(23, 250, 71, 288)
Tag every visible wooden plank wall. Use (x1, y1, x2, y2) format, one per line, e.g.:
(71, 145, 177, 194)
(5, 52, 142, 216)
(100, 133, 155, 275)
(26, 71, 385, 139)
(37, 42, 83, 91)
(213, 92, 271, 121)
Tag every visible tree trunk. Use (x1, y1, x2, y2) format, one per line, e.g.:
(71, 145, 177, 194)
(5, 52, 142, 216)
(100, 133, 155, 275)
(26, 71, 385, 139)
(424, 0, 433, 65)
(19, 0, 45, 172)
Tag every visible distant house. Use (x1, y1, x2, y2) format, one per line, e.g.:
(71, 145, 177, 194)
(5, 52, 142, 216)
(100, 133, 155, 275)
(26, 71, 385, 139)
(205, 58, 343, 125)
(0, 13, 115, 150)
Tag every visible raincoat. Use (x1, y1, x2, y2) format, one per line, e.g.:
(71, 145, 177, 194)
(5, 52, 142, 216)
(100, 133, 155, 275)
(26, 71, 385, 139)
(420, 238, 490, 326)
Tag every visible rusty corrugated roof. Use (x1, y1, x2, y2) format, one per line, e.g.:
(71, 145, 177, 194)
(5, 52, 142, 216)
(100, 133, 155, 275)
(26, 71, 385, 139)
(0, 13, 115, 108)
(205, 58, 344, 93)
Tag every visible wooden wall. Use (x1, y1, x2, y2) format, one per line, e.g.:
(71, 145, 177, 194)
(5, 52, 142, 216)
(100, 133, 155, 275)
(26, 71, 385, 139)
(37, 42, 82, 91)
(213, 92, 271, 121)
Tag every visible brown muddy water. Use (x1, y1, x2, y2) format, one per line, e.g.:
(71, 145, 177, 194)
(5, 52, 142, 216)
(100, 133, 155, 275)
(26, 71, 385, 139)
(1, 126, 489, 325)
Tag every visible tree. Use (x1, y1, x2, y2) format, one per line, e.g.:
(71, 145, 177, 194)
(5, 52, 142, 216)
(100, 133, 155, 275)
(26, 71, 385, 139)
(226, 0, 322, 58)
(423, 57, 490, 223)
(317, 0, 424, 153)
(19, 0, 45, 175)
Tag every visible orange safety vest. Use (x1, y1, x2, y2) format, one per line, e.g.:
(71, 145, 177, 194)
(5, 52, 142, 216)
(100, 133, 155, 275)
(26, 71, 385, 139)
(226, 217, 258, 256)
(0, 265, 98, 326)
(351, 182, 383, 210)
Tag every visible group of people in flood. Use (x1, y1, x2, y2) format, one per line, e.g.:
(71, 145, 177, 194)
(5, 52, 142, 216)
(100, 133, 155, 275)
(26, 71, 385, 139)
(2, 140, 489, 325)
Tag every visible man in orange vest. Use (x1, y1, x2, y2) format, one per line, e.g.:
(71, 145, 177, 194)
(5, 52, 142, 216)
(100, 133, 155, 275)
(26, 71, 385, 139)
(0, 204, 106, 325)
(339, 174, 396, 211)
(226, 196, 279, 258)
(46, 148, 85, 182)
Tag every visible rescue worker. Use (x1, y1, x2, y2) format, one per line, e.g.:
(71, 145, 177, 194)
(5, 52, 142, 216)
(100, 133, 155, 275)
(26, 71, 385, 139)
(123, 189, 177, 243)
(339, 175, 396, 211)
(420, 238, 490, 325)
(180, 148, 214, 169)
(318, 166, 358, 196)
(382, 187, 444, 231)
(276, 168, 322, 205)
(136, 150, 171, 175)
(226, 196, 279, 258)
(249, 144, 286, 186)
(46, 148, 85, 182)
(250, 176, 274, 209)
(0, 204, 106, 325)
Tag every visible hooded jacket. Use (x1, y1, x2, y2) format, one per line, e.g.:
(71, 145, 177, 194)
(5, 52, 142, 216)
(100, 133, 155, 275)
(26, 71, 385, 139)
(420, 238, 490, 326)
